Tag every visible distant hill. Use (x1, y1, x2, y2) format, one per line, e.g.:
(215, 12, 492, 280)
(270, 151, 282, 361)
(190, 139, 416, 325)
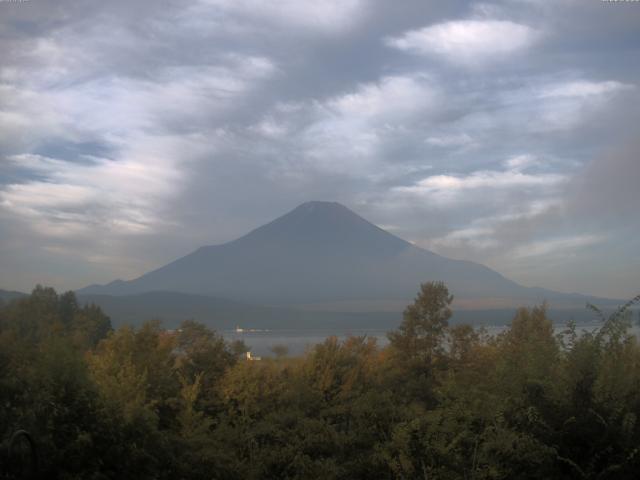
(0, 289, 27, 305)
(79, 201, 616, 311)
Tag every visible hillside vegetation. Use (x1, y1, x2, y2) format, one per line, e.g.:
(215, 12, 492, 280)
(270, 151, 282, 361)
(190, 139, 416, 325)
(1, 284, 639, 479)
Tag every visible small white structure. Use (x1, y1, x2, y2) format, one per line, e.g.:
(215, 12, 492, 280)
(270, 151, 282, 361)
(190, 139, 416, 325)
(246, 351, 261, 361)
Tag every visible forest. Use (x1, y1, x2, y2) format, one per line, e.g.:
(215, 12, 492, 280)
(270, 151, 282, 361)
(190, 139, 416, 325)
(1, 283, 640, 480)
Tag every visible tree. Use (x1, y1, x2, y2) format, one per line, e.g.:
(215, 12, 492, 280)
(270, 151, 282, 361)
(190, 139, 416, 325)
(497, 305, 558, 389)
(385, 282, 453, 405)
(270, 344, 289, 358)
(71, 303, 112, 348)
(388, 281, 453, 363)
(58, 290, 79, 326)
(175, 320, 244, 415)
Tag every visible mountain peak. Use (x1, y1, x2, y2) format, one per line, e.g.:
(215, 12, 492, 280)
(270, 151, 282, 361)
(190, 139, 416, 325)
(284, 201, 361, 223)
(287, 201, 356, 221)
(224, 200, 411, 258)
(295, 200, 348, 211)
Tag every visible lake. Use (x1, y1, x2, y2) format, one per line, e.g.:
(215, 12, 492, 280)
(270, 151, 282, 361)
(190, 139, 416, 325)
(222, 323, 640, 357)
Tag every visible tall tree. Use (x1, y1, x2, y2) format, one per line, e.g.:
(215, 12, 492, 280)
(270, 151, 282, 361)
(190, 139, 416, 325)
(388, 281, 453, 363)
(386, 282, 453, 405)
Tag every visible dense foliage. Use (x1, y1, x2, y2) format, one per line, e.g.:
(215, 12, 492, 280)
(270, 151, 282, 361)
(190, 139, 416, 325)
(1, 283, 640, 479)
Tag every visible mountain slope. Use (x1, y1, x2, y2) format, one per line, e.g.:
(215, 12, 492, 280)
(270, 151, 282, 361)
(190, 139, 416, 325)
(0, 289, 27, 304)
(78, 201, 609, 308)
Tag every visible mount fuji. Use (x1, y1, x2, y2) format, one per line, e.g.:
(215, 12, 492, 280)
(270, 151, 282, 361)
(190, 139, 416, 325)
(79, 201, 605, 313)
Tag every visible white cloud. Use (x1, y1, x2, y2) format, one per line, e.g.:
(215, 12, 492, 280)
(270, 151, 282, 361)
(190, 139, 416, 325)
(282, 75, 438, 177)
(511, 234, 605, 259)
(0, 48, 277, 243)
(427, 199, 560, 252)
(430, 226, 499, 250)
(53, 57, 276, 139)
(532, 79, 634, 131)
(0, 53, 276, 157)
(386, 20, 539, 66)
(250, 117, 289, 139)
(0, 83, 70, 153)
(426, 133, 473, 148)
(447, 77, 636, 137)
(2, 181, 95, 212)
(503, 154, 538, 171)
(397, 169, 565, 202)
(539, 80, 631, 99)
(1, 151, 184, 237)
(0, 125, 223, 240)
(327, 75, 436, 122)
(198, 0, 364, 33)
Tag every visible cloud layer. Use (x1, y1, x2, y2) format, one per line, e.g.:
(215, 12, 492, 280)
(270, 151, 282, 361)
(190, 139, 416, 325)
(386, 19, 540, 66)
(0, 0, 638, 298)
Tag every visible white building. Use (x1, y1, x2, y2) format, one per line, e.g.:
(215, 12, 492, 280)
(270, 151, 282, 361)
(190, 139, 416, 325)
(245, 351, 261, 361)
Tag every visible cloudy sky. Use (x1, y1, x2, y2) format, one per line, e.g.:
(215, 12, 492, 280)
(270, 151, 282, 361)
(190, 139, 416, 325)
(1, 0, 639, 298)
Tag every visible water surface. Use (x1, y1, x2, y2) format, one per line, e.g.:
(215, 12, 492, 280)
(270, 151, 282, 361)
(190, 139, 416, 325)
(223, 323, 640, 357)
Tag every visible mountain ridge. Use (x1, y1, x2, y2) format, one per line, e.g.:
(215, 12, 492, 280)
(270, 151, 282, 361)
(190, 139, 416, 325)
(77, 201, 617, 308)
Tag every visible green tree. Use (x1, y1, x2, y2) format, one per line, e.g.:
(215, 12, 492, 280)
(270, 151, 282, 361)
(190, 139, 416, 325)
(388, 281, 453, 365)
(388, 282, 453, 360)
(70, 303, 112, 348)
(270, 344, 289, 358)
(175, 320, 244, 416)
